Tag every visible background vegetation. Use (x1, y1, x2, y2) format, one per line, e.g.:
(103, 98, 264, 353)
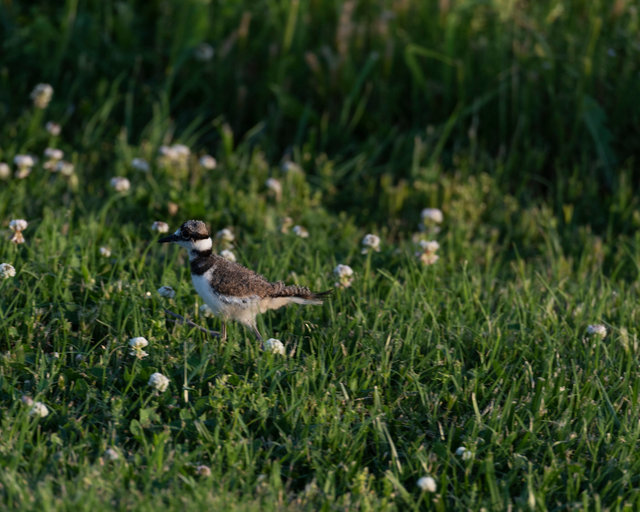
(0, 0, 639, 509)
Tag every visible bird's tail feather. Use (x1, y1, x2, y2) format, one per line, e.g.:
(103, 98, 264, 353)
(260, 286, 332, 313)
(272, 283, 333, 302)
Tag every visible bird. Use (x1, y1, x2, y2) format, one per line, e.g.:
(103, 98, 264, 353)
(158, 220, 331, 341)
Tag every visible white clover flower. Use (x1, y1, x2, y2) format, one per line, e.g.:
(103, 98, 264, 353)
(216, 228, 235, 243)
(29, 401, 49, 418)
(0, 163, 9, 180)
(132, 158, 150, 172)
(104, 448, 120, 461)
(14, 154, 35, 169)
(196, 465, 211, 477)
(110, 176, 130, 192)
(194, 43, 214, 61)
(265, 178, 282, 200)
(419, 240, 439, 253)
(333, 264, 354, 288)
(30, 83, 53, 109)
(21, 395, 34, 406)
(293, 225, 309, 238)
(361, 233, 381, 254)
(421, 208, 443, 224)
(199, 304, 215, 317)
(13, 154, 35, 179)
(417, 240, 440, 265)
(455, 446, 473, 460)
(152, 221, 170, 234)
(45, 121, 61, 136)
(158, 145, 179, 161)
(44, 148, 63, 161)
(172, 144, 190, 159)
(128, 337, 148, 349)
(157, 285, 176, 298)
(44, 148, 65, 171)
(281, 161, 302, 173)
(265, 178, 281, 191)
(199, 155, 217, 169)
(420, 208, 443, 233)
(99, 246, 112, 258)
(587, 324, 607, 339)
(129, 336, 149, 350)
(55, 161, 74, 176)
(129, 337, 149, 359)
(334, 264, 353, 278)
(148, 372, 170, 392)
(0, 263, 16, 278)
(220, 249, 236, 262)
(264, 338, 286, 355)
(417, 476, 437, 493)
(9, 219, 28, 244)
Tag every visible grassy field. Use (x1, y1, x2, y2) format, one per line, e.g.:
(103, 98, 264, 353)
(1, 1, 640, 510)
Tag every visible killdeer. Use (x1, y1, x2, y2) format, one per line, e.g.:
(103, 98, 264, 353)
(158, 220, 330, 341)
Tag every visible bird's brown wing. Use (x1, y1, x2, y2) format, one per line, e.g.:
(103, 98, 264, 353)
(208, 256, 276, 297)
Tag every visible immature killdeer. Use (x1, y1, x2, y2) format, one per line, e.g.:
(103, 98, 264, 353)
(159, 220, 330, 341)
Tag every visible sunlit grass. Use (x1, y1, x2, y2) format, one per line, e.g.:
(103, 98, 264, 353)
(2, 141, 640, 509)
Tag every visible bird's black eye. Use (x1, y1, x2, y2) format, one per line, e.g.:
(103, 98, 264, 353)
(181, 232, 190, 240)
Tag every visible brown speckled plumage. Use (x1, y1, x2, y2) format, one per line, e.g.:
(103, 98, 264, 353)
(191, 252, 326, 300)
(181, 220, 210, 240)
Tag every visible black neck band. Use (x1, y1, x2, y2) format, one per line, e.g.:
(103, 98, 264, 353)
(191, 249, 213, 258)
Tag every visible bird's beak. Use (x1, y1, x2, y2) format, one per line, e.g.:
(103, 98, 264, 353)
(158, 233, 180, 244)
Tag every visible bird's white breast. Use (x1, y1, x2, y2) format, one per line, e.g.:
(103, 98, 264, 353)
(191, 268, 260, 324)
(192, 271, 225, 315)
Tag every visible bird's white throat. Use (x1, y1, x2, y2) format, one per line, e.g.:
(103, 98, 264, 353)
(188, 237, 213, 260)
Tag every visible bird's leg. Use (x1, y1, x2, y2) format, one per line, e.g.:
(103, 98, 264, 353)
(220, 321, 227, 341)
(251, 325, 263, 345)
(163, 308, 220, 338)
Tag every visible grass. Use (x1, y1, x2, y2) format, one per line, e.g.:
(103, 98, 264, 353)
(1, 0, 640, 510)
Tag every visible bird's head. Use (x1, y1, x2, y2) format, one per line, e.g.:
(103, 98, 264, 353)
(158, 220, 212, 252)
